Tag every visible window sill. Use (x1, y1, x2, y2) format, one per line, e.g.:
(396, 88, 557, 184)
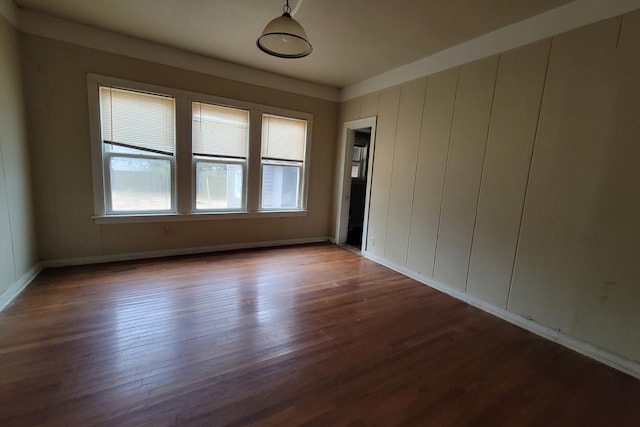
(92, 210, 308, 224)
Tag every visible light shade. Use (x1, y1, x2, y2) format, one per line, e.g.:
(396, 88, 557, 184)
(257, 12, 312, 59)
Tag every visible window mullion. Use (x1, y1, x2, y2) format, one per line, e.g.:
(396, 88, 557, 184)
(246, 108, 262, 212)
(175, 95, 192, 214)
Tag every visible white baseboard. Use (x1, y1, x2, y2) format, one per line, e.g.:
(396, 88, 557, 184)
(42, 236, 330, 268)
(0, 262, 43, 312)
(362, 249, 640, 380)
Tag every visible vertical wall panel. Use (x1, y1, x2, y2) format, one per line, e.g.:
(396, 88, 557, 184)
(365, 86, 401, 256)
(385, 78, 427, 265)
(508, 18, 621, 335)
(568, 10, 640, 360)
(510, 13, 640, 362)
(339, 98, 362, 123)
(0, 148, 16, 288)
(0, 15, 38, 298)
(406, 69, 458, 277)
(0, 18, 17, 289)
(359, 92, 380, 119)
(466, 41, 550, 307)
(434, 56, 498, 290)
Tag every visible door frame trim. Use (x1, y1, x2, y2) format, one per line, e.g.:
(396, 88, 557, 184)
(335, 116, 377, 248)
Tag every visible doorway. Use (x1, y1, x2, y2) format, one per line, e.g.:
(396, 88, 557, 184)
(335, 117, 377, 251)
(345, 130, 370, 248)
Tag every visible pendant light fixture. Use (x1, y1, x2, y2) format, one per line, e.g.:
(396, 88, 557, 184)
(257, 0, 312, 59)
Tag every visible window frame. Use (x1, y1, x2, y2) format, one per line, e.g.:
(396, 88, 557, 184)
(351, 144, 368, 181)
(87, 74, 312, 224)
(104, 151, 176, 215)
(190, 100, 251, 213)
(192, 155, 247, 212)
(260, 159, 303, 211)
(258, 112, 310, 212)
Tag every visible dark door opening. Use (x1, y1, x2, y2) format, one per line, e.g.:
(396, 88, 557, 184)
(346, 128, 371, 249)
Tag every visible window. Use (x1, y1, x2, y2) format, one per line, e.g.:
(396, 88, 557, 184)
(261, 114, 307, 210)
(192, 102, 249, 211)
(99, 87, 175, 213)
(351, 145, 367, 179)
(89, 75, 312, 222)
(351, 131, 369, 180)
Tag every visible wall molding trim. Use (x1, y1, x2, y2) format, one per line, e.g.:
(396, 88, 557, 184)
(8, 8, 339, 102)
(42, 237, 329, 268)
(362, 249, 640, 380)
(341, 0, 640, 101)
(0, 262, 42, 312)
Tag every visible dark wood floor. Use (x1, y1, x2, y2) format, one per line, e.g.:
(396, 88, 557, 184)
(1, 244, 639, 426)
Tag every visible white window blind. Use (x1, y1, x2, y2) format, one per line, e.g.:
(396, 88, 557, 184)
(100, 87, 175, 155)
(192, 102, 249, 158)
(261, 114, 306, 161)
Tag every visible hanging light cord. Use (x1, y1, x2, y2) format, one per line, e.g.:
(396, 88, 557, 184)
(283, 0, 291, 15)
(291, 0, 305, 16)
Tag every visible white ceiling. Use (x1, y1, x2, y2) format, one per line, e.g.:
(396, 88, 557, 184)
(13, 0, 575, 88)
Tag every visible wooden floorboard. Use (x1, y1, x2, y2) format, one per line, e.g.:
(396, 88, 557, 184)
(0, 243, 638, 426)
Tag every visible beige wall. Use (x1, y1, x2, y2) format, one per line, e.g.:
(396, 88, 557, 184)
(339, 10, 640, 363)
(20, 33, 338, 262)
(0, 15, 38, 303)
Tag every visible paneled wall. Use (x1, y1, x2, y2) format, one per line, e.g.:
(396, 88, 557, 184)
(0, 15, 38, 305)
(20, 34, 338, 262)
(338, 11, 640, 363)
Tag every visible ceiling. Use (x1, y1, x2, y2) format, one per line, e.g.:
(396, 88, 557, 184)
(14, 0, 574, 88)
